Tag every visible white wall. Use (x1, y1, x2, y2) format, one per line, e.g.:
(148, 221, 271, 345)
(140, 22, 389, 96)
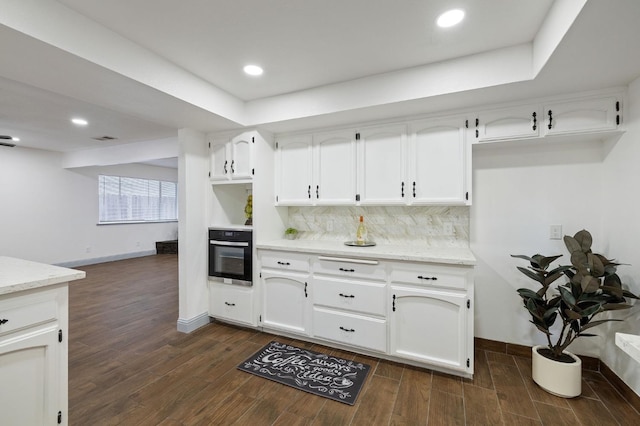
(470, 139, 606, 354)
(601, 77, 640, 395)
(0, 146, 178, 265)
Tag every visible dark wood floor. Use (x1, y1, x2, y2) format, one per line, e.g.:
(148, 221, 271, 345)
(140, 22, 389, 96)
(69, 255, 640, 425)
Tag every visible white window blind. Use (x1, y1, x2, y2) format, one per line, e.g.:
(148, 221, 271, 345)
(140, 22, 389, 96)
(98, 175, 178, 223)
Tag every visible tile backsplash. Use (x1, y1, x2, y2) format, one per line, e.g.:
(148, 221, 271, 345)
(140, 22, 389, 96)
(287, 206, 470, 247)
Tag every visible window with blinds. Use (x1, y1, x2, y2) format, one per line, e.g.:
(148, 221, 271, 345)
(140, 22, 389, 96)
(98, 175, 178, 223)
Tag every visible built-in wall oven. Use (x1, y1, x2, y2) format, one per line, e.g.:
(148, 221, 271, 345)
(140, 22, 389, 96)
(208, 227, 252, 286)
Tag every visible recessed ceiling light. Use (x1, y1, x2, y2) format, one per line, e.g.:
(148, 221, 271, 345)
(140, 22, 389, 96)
(437, 9, 465, 28)
(243, 65, 264, 76)
(71, 117, 89, 126)
(12, 137, 20, 142)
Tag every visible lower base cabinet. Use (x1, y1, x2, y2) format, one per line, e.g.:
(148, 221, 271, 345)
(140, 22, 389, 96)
(390, 285, 471, 373)
(251, 249, 475, 377)
(208, 281, 255, 326)
(0, 286, 68, 426)
(312, 307, 387, 353)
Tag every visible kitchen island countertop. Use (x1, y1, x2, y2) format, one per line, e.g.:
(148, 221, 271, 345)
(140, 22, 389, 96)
(256, 239, 476, 265)
(0, 256, 86, 296)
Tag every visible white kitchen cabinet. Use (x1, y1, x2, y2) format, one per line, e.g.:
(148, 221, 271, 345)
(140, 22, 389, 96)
(390, 285, 472, 374)
(476, 105, 540, 142)
(208, 281, 255, 326)
(275, 134, 313, 205)
(313, 130, 357, 205)
(389, 261, 474, 375)
(275, 131, 356, 206)
(0, 286, 68, 426)
(259, 250, 312, 335)
(210, 132, 254, 182)
(408, 117, 469, 205)
(543, 96, 621, 136)
(261, 271, 311, 335)
(358, 124, 407, 205)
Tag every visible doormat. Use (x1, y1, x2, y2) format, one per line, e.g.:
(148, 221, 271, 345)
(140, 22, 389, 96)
(237, 340, 371, 405)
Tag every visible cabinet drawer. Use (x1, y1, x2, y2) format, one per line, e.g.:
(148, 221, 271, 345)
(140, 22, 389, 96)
(209, 283, 254, 326)
(313, 307, 386, 353)
(260, 250, 310, 272)
(314, 256, 385, 281)
(390, 263, 471, 290)
(0, 295, 57, 336)
(313, 277, 386, 316)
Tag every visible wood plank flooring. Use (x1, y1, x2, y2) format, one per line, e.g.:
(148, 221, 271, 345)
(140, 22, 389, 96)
(69, 255, 640, 425)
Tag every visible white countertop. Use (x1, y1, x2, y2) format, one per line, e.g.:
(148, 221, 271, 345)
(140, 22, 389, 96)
(615, 333, 640, 364)
(256, 239, 476, 265)
(0, 256, 86, 296)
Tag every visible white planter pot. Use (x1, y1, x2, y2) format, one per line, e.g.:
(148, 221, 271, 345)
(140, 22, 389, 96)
(531, 345, 582, 398)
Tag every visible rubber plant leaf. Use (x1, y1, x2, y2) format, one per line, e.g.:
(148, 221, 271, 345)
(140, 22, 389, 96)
(580, 319, 622, 331)
(573, 229, 593, 252)
(588, 253, 605, 277)
(559, 286, 577, 307)
(516, 266, 544, 284)
(581, 275, 600, 293)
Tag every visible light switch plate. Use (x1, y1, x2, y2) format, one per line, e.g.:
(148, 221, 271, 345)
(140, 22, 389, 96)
(550, 225, 563, 240)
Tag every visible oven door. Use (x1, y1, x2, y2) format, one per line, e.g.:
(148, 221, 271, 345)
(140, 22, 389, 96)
(208, 239, 252, 285)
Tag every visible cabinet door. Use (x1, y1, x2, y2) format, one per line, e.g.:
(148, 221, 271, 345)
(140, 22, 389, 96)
(209, 282, 255, 326)
(544, 96, 620, 136)
(275, 135, 313, 205)
(313, 130, 356, 205)
(230, 134, 253, 180)
(261, 272, 310, 335)
(408, 118, 467, 205)
(210, 141, 230, 181)
(390, 285, 471, 373)
(0, 325, 60, 426)
(477, 106, 540, 142)
(358, 124, 407, 205)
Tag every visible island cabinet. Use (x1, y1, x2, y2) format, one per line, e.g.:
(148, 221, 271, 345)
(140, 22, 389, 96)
(389, 262, 474, 375)
(258, 251, 312, 335)
(0, 257, 83, 426)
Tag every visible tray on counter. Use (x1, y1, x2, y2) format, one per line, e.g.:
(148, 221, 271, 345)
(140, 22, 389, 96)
(344, 241, 377, 247)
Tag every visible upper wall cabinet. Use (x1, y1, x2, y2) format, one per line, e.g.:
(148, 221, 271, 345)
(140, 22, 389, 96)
(408, 117, 469, 205)
(358, 124, 407, 205)
(476, 106, 540, 142)
(210, 132, 254, 182)
(543, 96, 620, 136)
(314, 130, 357, 205)
(474, 92, 623, 144)
(275, 134, 313, 205)
(275, 131, 357, 206)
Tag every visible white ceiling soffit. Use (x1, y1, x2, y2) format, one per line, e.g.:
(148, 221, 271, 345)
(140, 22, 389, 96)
(0, 0, 582, 131)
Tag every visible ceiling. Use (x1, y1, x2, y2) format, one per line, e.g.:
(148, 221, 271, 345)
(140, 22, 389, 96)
(1, 0, 640, 157)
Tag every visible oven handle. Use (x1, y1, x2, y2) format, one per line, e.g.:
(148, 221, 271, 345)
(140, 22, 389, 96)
(209, 240, 250, 247)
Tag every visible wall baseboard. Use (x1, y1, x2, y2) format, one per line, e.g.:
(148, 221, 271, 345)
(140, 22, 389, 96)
(56, 250, 157, 268)
(476, 337, 640, 413)
(177, 312, 211, 334)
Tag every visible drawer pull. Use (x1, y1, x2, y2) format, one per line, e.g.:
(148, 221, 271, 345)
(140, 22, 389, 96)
(224, 302, 236, 306)
(417, 275, 438, 280)
(277, 261, 291, 266)
(339, 326, 355, 333)
(0, 318, 8, 325)
(339, 268, 355, 272)
(339, 293, 355, 298)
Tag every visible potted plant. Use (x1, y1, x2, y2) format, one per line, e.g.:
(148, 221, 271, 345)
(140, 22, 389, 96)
(512, 229, 638, 397)
(284, 227, 298, 240)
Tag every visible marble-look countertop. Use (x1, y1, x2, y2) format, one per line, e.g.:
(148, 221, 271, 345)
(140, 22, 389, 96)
(615, 333, 640, 364)
(256, 239, 476, 265)
(0, 256, 86, 296)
